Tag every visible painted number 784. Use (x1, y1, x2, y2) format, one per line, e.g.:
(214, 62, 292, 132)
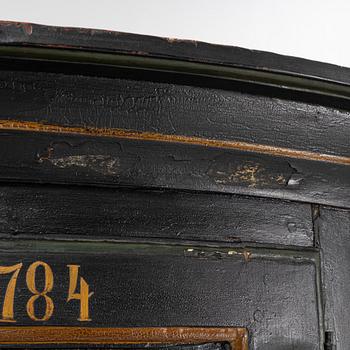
(0, 261, 93, 322)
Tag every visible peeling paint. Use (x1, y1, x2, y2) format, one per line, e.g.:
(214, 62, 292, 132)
(45, 155, 119, 175)
(165, 37, 198, 46)
(243, 251, 252, 262)
(230, 164, 261, 187)
(287, 176, 303, 186)
(209, 162, 286, 188)
(184, 248, 252, 262)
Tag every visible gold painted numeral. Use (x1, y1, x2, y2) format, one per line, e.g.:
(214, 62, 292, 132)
(26, 261, 54, 321)
(0, 263, 23, 322)
(67, 265, 93, 321)
(0, 261, 93, 322)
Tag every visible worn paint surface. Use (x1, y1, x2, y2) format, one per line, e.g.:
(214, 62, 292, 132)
(0, 21, 349, 350)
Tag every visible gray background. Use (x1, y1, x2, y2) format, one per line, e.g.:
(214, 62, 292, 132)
(1, 0, 349, 67)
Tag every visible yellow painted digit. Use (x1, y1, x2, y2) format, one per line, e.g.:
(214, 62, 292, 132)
(0, 263, 22, 322)
(67, 265, 93, 321)
(26, 261, 54, 321)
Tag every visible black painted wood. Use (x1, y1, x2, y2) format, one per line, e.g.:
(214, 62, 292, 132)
(1, 21, 350, 87)
(0, 69, 349, 157)
(0, 130, 348, 208)
(0, 67, 348, 208)
(0, 21, 348, 350)
(0, 184, 313, 247)
(319, 207, 350, 350)
(0, 241, 321, 350)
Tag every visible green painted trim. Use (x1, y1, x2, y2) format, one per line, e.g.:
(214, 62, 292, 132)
(0, 238, 318, 262)
(0, 45, 350, 100)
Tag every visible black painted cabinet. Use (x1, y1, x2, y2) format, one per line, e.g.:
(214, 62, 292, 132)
(0, 21, 349, 350)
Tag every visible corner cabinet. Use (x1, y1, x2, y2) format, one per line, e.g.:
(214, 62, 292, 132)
(0, 21, 349, 350)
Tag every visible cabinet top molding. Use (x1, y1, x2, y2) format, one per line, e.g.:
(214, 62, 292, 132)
(0, 20, 350, 87)
(0, 21, 349, 208)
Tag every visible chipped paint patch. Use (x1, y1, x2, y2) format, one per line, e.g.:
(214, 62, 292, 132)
(165, 37, 198, 46)
(45, 155, 119, 175)
(209, 162, 287, 188)
(184, 248, 252, 262)
(243, 251, 252, 262)
(230, 164, 261, 187)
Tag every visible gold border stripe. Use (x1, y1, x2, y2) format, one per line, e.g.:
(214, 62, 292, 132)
(0, 326, 248, 349)
(0, 119, 349, 166)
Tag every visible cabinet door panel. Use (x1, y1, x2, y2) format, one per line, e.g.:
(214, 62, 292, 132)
(0, 241, 320, 349)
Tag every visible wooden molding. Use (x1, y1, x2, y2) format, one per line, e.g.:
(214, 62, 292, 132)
(0, 119, 349, 166)
(0, 326, 248, 349)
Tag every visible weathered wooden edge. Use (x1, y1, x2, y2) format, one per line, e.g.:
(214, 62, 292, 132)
(0, 20, 350, 88)
(0, 46, 350, 103)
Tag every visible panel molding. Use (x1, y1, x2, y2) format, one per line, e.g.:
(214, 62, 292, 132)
(0, 327, 248, 349)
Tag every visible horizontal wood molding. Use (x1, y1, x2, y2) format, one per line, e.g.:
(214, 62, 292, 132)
(0, 128, 349, 208)
(0, 185, 314, 247)
(2, 20, 350, 88)
(0, 119, 349, 166)
(0, 326, 248, 349)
